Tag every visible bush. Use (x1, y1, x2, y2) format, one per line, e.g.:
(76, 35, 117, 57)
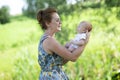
(0, 6, 10, 24)
(104, 0, 120, 7)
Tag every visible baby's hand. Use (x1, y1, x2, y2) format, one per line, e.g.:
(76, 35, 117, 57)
(85, 31, 90, 44)
(70, 40, 74, 44)
(65, 42, 71, 48)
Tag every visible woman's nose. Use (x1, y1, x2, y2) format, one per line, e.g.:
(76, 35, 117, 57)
(59, 21, 62, 24)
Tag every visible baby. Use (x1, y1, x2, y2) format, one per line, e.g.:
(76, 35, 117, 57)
(65, 21, 92, 52)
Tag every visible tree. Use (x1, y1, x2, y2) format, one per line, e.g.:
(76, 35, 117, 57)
(22, 0, 36, 18)
(104, 0, 120, 19)
(23, 0, 67, 18)
(104, 0, 120, 7)
(0, 6, 10, 24)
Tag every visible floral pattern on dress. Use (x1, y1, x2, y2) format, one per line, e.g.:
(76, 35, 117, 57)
(38, 34, 69, 80)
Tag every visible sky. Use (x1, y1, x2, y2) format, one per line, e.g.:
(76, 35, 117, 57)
(0, 0, 26, 15)
(0, 0, 76, 15)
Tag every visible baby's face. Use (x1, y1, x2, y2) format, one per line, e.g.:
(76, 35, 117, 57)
(77, 25, 88, 33)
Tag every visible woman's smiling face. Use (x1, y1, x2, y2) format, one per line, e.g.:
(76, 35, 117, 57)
(48, 12, 62, 32)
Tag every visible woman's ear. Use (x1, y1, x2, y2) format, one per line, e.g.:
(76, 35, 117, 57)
(45, 22, 50, 27)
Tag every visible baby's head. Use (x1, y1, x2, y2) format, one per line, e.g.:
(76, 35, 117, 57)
(77, 21, 92, 33)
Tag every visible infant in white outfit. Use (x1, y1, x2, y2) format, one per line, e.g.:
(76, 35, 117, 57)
(65, 21, 92, 52)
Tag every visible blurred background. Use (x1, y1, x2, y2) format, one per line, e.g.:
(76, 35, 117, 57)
(0, 0, 120, 80)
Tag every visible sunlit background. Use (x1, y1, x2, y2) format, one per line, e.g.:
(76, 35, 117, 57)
(0, 0, 26, 15)
(0, 0, 120, 80)
(0, 0, 76, 15)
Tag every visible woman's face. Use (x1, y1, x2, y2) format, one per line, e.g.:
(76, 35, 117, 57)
(48, 12, 61, 32)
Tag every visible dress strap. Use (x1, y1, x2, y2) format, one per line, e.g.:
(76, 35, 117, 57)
(38, 34, 50, 55)
(40, 34, 50, 44)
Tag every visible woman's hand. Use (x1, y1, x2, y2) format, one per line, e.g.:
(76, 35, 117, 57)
(62, 58, 69, 65)
(85, 31, 90, 45)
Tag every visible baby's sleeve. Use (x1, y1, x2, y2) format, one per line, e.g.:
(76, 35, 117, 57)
(80, 34, 87, 39)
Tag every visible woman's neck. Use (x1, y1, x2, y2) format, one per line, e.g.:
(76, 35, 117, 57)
(44, 30, 55, 37)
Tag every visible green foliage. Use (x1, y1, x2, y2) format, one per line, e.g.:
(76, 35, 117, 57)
(112, 72, 120, 80)
(22, 0, 120, 20)
(12, 48, 40, 80)
(104, 0, 120, 20)
(0, 6, 10, 24)
(22, 0, 36, 18)
(0, 17, 41, 51)
(23, 0, 67, 18)
(104, 0, 120, 7)
(116, 7, 120, 20)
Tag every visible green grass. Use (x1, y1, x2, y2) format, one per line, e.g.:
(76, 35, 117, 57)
(0, 18, 41, 50)
(0, 17, 42, 80)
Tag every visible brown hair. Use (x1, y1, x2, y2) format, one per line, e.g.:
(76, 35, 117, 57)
(80, 21, 92, 32)
(37, 7, 57, 30)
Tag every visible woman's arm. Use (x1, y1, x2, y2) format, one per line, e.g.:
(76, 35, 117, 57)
(43, 32, 90, 62)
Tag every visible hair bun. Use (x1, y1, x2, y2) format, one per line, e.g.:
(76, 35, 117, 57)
(37, 10, 44, 24)
(36, 7, 57, 30)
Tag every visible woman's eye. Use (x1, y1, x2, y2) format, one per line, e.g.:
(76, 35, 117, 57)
(53, 18, 61, 22)
(56, 19, 59, 22)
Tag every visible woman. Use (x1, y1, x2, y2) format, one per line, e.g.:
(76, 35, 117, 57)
(37, 7, 90, 80)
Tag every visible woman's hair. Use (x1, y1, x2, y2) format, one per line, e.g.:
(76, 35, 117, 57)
(37, 7, 57, 30)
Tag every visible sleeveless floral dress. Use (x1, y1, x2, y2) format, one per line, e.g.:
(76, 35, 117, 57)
(38, 34, 69, 80)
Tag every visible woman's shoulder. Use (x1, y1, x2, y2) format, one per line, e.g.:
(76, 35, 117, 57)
(42, 36, 60, 54)
(44, 36, 57, 45)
